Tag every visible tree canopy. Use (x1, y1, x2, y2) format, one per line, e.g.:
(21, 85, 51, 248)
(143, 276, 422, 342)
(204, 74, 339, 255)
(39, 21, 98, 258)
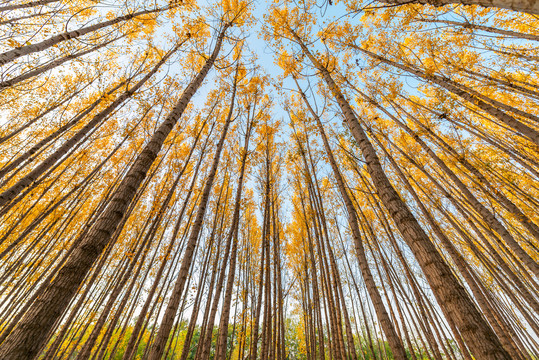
(0, 0, 538, 359)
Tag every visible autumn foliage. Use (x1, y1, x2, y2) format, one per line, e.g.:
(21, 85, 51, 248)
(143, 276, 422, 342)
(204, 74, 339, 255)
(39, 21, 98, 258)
(0, 0, 538, 359)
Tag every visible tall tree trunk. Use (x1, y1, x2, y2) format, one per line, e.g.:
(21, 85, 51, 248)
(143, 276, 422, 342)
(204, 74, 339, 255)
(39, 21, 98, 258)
(295, 78, 408, 360)
(214, 115, 253, 360)
(375, 0, 539, 16)
(0, 26, 228, 360)
(0, 0, 61, 12)
(0, 43, 183, 209)
(0, 6, 169, 66)
(146, 46, 237, 360)
(291, 30, 511, 360)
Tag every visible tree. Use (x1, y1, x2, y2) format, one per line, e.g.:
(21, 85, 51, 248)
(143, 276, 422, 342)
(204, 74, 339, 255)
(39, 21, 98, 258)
(0, 0, 538, 359)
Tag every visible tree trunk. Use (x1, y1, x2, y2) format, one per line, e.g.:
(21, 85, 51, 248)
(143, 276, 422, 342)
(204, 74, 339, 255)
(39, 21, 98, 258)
(295, 79, 408, 360)
(0, 26, 227, 360)
(376, 0, 539, 16)
(0, 0, 61, 12)
(214, 114, 253, 360)
(0, 44, 182, 210)
(0, 6, 167, 66)
(146, 40, 236, 359)
(291, 30, 511, 360)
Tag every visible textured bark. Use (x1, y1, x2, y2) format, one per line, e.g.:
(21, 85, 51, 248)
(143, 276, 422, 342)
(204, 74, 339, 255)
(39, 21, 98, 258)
(0, 29, 223, 360)
(41, 257, 111, 359)
(0, 6, 166, 65)
(0, 147, 154, 358)
(214, 116, 253, 360)
(292, 30, 511, 360)
(76, 174, 178, 359)
(145, 29, 232, 358)
(0, 0, 61, 12)
(349, 44, 539, 146)
(376, 0, 539, 15)
(295, 80, 408, 360)
(390, 140, 539, 314)
(419, 18, 539, 42)
(0, 44, 181, 209)
(377, 137, 526, 359)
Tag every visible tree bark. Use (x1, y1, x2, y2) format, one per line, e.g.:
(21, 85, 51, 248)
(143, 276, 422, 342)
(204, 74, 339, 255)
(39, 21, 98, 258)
(0, 26, 226, 360)
(376, 0, 539, 16)
(291, 30, 511, 360)
(146, 37, 235, 359)
(0, 0, 61, 12)
(295, 79, 408, 360)
(0, 6, 167, 66)
(0, 43, 182, 209)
